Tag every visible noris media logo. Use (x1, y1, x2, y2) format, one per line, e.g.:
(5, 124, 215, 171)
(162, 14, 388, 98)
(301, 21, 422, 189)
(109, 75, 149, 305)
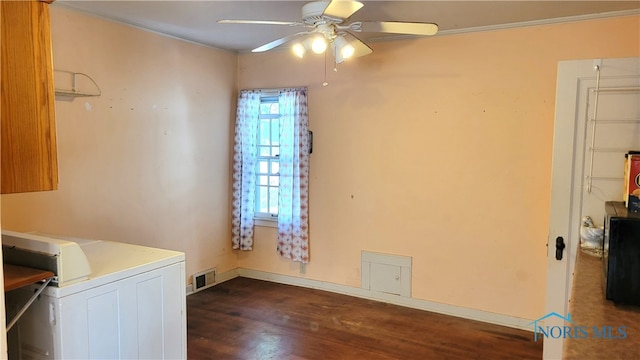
(528, 312, 627, 342)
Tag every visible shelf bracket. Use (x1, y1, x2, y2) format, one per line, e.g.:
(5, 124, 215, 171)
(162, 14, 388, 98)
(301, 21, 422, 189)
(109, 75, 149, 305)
(54, 70, 101, 98)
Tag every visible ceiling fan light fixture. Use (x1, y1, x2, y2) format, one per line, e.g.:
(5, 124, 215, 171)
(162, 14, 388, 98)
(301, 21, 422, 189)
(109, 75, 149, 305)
(341, 44, 355, 59)
(332, 35, 355, 63)
(334, 36, 355, 59)
(292, 42, 306, 58)
(221, 0, 439, 61)
(311, 36, 327, 54)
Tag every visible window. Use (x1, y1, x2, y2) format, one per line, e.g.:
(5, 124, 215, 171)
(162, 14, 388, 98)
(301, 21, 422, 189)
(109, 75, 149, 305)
(255, 96, 280, 219)
(231, 88, 310, 263)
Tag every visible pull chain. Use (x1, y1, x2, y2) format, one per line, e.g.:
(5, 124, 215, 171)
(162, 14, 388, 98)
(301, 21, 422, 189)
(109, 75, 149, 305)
(322, 51, 328, 86)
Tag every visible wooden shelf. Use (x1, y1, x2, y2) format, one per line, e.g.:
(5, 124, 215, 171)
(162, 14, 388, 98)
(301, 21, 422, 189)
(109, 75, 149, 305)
(4, 263, 55, 332)
(4, 263, 54, 292)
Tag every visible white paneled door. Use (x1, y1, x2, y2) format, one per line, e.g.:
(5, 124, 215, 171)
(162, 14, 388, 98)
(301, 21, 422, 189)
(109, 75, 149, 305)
(545, 57, 640, 359)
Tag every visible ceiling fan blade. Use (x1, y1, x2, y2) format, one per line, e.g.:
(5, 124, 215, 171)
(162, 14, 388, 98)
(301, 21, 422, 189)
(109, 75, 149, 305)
(252, 32, 311, 53)
(218, 20, 303, 26)
(323, 0, 364, 20)
(342, 33, 372, 58)
(360, 21, 438, 36)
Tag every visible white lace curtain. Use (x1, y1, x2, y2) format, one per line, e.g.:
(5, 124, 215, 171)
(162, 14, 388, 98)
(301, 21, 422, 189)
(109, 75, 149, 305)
(277, 89, 310, 263)
(231, 90, 260, 251)
(231, 88, 310, 263)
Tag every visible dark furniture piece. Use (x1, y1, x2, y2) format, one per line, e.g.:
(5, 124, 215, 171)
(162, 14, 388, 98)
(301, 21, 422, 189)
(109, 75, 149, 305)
(603, 201, 640, 305)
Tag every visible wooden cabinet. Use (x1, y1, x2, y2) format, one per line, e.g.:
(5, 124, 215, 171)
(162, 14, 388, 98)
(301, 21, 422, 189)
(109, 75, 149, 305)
(1, 0, 58, 194)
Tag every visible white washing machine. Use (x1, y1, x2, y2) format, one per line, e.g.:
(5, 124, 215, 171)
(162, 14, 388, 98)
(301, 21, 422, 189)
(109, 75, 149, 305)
(3, 230, 186, 360)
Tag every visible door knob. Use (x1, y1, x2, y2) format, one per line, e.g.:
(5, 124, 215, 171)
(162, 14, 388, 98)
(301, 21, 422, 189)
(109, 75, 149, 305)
(555, 237, 565, 260)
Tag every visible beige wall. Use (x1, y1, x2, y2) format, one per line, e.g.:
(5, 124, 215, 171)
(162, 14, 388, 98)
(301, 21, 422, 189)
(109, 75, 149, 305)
(0, 7, 238, 282)
(1, 6, 638, 323)
(237, 15, 640, 320)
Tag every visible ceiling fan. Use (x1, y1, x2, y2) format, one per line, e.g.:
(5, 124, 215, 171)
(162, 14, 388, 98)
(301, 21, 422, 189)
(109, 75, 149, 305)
(218, 0, 438, 64)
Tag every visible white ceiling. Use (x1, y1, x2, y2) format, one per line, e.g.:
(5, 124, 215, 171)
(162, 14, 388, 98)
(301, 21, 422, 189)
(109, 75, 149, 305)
(55, 1, 640, 52)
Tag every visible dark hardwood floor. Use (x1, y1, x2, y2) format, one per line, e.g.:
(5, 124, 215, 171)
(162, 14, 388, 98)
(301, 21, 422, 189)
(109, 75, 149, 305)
(187, 277, 543, 360)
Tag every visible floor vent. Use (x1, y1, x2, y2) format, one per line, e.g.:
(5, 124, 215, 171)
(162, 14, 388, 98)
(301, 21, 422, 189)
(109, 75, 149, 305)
(192, 268, 216, 293)
(361, 251, 411, 297)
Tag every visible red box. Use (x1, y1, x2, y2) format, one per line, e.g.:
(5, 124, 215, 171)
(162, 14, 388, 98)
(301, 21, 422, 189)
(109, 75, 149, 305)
(624, 153, 640, 212)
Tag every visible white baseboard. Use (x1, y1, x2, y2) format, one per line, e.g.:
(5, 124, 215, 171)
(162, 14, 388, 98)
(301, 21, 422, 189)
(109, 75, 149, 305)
(188, 267, 534, 332)
(216, 267, 240, 284)
(236, 268, 535, 332)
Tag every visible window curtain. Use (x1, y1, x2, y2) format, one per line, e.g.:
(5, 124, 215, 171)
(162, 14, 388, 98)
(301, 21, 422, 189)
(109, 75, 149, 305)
(231, 88, 310, 262)
(277, 88, 310, 263)
(231, 90, 260, 250)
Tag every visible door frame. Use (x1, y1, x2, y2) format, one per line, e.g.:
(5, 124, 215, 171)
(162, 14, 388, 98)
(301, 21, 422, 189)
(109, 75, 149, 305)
(544, 57, 640, 359)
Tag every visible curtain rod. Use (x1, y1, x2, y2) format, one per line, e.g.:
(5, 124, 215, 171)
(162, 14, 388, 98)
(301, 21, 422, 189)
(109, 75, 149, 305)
(239, 87, 308, 93)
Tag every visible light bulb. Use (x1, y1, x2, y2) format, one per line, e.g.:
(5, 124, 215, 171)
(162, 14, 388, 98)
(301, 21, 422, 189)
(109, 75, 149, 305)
(311, 37, 327, 54)
(292, 43, 306, 58)
(332, 36, 355, 64)
(340, 43, 355, 59)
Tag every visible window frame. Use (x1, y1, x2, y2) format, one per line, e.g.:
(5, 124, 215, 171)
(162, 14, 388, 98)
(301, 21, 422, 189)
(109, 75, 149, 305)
(254, 94, 280, 226)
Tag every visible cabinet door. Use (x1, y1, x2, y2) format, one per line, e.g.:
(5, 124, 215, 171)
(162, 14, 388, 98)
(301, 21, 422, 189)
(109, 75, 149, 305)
(56, 262, 186, 359)
(1, 0, 58, 194)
